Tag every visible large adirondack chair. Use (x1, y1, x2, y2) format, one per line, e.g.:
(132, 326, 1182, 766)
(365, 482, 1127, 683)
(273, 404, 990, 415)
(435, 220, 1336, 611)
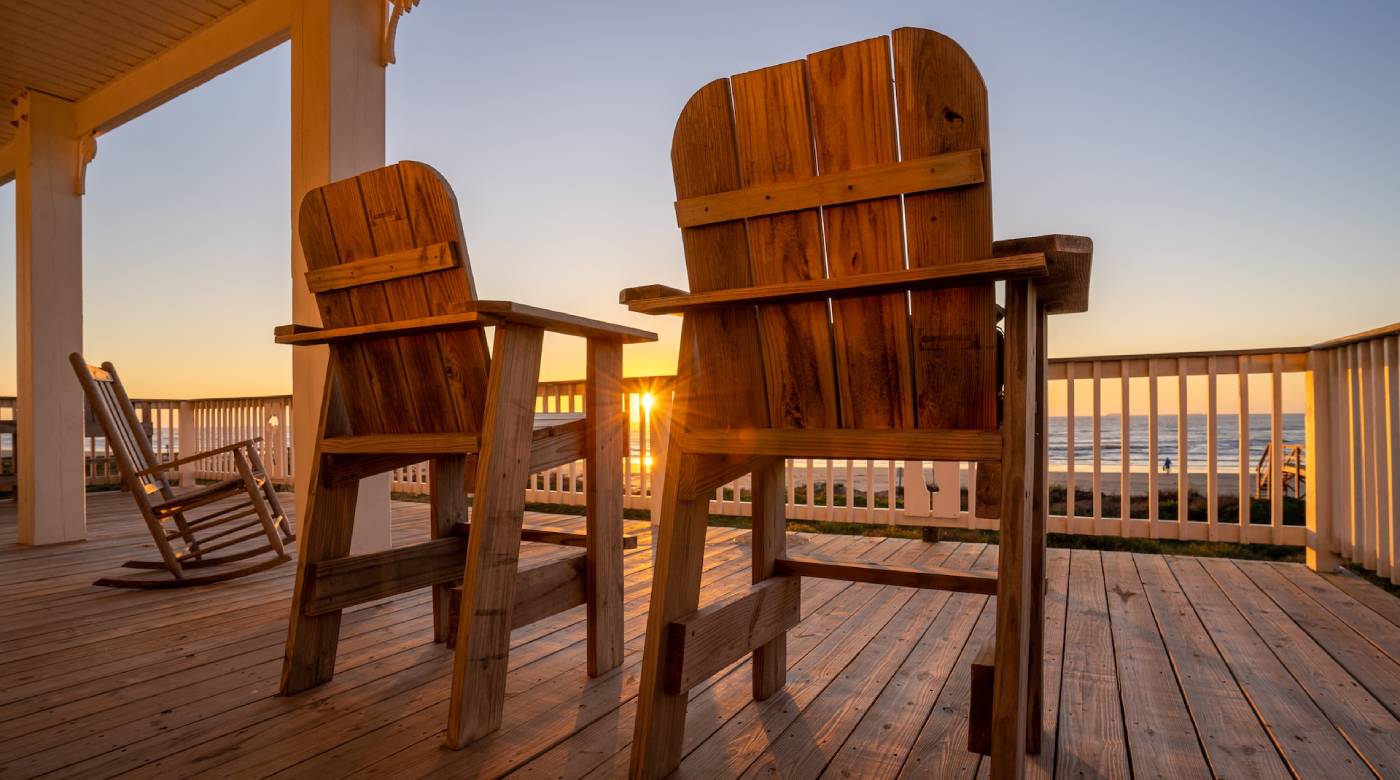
(274, 161, 655, 749)
(621, 29, 1091, 779)
(69, 356, 295, 587)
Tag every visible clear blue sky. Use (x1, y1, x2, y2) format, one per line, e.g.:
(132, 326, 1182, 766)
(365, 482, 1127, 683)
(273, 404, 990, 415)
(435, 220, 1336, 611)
(0, 0, 1396, 403)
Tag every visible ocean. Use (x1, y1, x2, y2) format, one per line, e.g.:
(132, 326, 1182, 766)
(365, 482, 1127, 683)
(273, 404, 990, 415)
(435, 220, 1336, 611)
(1048, 413, 1305, 471)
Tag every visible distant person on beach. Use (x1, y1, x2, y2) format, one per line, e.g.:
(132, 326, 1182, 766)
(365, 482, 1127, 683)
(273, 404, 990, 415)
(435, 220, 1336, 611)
(1164, 457, 1172, 474)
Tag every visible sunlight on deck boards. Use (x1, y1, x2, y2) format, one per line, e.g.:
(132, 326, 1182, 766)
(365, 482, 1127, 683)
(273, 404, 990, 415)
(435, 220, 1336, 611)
(1, 491, 1398, 778)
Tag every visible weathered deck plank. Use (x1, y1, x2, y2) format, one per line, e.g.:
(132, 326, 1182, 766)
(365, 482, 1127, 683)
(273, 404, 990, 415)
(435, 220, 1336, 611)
(0, 492, 1397, 779)
(1100, 551, 1211, 779)
(1055, 548, 1131, 779)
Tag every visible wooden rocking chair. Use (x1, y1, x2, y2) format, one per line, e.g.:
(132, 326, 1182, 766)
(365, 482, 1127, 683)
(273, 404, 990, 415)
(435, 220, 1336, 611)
(69, 356, 295, 588)
(274, 161, 655, 749)
(622, 29, 1092, 779)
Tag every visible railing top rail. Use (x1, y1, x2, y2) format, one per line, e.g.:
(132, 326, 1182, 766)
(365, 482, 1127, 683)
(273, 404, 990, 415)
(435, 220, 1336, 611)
(1309, 321, 1400, 351)
(1048, 346, 1310, 365)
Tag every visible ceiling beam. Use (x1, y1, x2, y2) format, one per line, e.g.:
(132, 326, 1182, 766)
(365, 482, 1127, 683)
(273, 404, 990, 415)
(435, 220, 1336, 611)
(73, 0, 295, 138)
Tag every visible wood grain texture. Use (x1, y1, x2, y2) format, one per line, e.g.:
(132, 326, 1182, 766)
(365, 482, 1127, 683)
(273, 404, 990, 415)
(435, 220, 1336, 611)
(731, 60, 837, 428)
(584, 339, 625, 676)
(304, 240, 458, 293)
(623, 253, 1046, 315)
(443, 551, 588, 642)
(280, 373, 360, 694)
(664, 575, 801, 693)
(808, 35, 915, 429)
(274, 303, 656, 346)
(894, 26, 998, 431)
(1167, 556, 1373, 779)
(992, 235, 1092, 315)
(5, 497, 1400, 778)
(775, 553, 997, 594)
(629, 452, 722, 777)
(668, 79, 771, 433)
(749, 458, 788, 699)
(674, 149, 983, 227)
(1100, 552, 1209, 778)
(429, 454, 468, 642)
(990, 279, 1037, 779)
(318, 173, 438, 433)
(681, 426, 1002, 461)
(1133, 553, 1292, 780)
(446, 324, 545, 748)
(395, 161, 492, 436)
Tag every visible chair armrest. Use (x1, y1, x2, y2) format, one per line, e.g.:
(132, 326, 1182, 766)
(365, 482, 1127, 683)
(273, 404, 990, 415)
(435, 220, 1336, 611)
(463, 301, 657, 343)
(135, 438, 262, 476)
(619, 284, 689, 305)
(275, 302, 657, 346)
(619, 253, 1047, 316)
(992, 234, 1092, 315)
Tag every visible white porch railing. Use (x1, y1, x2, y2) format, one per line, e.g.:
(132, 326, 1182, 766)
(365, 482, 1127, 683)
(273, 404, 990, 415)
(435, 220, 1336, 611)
(665, 349, 1313, 548)
(17, 322, 1397, 577)
(1309, 324, 1400, 583)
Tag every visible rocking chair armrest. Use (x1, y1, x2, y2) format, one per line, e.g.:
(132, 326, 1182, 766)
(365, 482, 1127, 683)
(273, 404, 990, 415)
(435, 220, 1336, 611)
(275, 302, 656, 347)
(619, 253, 1048, 316)
(136, 438, 262, 476)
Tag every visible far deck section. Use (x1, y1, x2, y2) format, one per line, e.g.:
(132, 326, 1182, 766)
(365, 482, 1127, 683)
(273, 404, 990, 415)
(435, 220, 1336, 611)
(1, 491, 1398, 778)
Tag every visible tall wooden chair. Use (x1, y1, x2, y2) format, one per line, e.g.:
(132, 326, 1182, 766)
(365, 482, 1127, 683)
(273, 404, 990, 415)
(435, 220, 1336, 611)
(621, 29, 1091, 779)
(69, 355, 295, 587)
(273, 161, 655, 749)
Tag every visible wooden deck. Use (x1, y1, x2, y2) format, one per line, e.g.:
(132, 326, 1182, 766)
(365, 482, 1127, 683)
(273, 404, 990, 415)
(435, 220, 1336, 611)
(2, 492, 1399, 779)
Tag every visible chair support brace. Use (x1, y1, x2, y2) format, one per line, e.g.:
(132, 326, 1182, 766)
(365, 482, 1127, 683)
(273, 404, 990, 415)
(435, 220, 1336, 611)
(774, 553, 998, 594)
(673, 149, 984, 227)
(301, 525, 636, 616)
(664, 577, 802, 694)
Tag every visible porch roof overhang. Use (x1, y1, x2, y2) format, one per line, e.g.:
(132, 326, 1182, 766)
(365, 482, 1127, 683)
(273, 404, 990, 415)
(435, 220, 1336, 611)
(0, 0, 295, 186)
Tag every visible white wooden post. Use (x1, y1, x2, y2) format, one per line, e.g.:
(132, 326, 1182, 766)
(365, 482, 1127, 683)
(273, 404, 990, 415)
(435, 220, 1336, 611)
(901, 461, 930, 518)
(290, 0, 391, 553)
(178, 401, 197, 487)
(1305, 349, 1339, 571)
(14, 90, 86, 545)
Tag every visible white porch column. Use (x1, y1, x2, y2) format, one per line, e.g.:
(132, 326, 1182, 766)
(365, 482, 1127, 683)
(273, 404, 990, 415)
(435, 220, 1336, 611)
(14, 90, 86, 545)
(290, 0, 390, 553)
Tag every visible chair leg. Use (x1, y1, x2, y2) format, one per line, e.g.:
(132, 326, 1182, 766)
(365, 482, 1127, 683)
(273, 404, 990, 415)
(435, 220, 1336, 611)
(750, 457, 787, 699)
(445, 324, 544, 749)
(280, 464, 359, 694)
(630, 452, 715, 779)
(235, 448, 287, 559)
(990, 279, 1038, 780)
(1026, 307, 1049, 754)
(246, 444, 295, 542)
(430, 455, 469, 644)
(585, 339, 625, 676)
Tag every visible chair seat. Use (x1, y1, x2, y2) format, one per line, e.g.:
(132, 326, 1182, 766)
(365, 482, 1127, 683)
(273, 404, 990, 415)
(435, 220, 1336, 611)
(152, 478, 246, 517)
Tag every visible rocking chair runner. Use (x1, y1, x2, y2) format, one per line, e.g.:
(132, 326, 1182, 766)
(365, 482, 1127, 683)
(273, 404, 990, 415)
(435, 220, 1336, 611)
(69, 356, 295, 588)
(623, 29, 1091, 779)
(274, 161, 655, 749)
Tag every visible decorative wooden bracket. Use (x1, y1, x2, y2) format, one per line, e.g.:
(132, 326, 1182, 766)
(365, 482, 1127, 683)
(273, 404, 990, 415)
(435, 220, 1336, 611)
(76, 132, 97, 196)
(382, 0, 422, 66)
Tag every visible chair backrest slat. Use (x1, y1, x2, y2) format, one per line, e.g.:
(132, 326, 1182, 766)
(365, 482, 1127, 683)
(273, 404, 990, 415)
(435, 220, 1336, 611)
(298, 162, 491, 436)
(670, 28, 997, 433)
(69, 356, 166, 500)
(808, 36, 916, 429)
(894, 27, 998, 430)
(670, 80, 773, 433)
(731, 60, 838, 429)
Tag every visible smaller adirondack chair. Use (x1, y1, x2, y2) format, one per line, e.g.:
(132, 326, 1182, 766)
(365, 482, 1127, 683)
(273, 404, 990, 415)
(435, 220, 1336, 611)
(621, 28, 1091, 780)
(69, 356, 295, 588)
(275, 161, 655, 750)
